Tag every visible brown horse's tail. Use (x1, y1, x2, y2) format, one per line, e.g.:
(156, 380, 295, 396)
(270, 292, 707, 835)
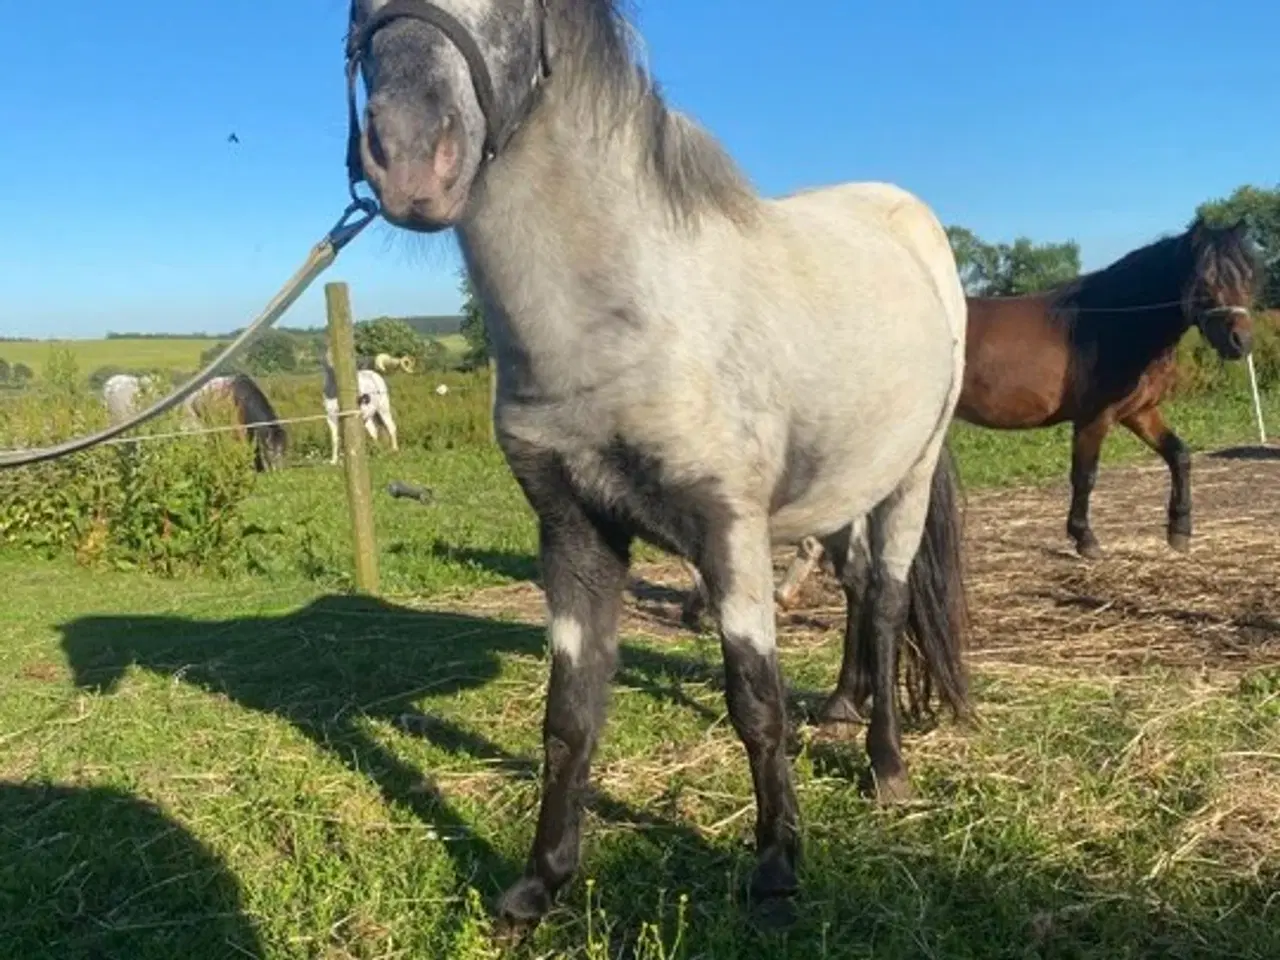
(902, 444, 971, 721)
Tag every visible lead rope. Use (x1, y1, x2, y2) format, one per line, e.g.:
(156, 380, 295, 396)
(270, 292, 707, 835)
(0, 199, 379, 469)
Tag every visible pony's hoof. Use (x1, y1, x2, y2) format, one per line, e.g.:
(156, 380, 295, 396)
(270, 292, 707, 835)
(749, 895, 798, 932)
(749, 847, 799, 917)
(495, 876, 552, 931)
(861, 768, 914, 805)
(1075, 540, 1104, 561)
(1167, 531, 1191, 552)
(774, 587, 800, 611)
(818, 691, 867, 727)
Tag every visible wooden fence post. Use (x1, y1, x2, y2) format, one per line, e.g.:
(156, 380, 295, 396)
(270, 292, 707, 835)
(325, 282, 380, 595)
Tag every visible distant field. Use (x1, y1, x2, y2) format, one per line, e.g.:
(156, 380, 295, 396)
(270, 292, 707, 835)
(0, 333, 470, 377)
(0, 338, 220, 375)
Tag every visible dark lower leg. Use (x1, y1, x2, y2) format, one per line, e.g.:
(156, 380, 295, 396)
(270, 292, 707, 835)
(1067, 418, 1108, 558)
(820, 523, 873, 723)
(863, 572, 912, 801)
(707, 520, 800, 904)
(497, 514, 629, 925)
(722, 638, 800, 901)
(1122, 408, 1191, 549)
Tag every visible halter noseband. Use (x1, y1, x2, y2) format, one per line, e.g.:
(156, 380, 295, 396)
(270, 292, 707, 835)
(344, 0, 552, 203)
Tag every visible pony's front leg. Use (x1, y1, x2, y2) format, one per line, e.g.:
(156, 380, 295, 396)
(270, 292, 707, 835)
(1121, 407, 1191, 551)
(1067, 415, 1112, 559)
(705, 517, 800, 908)
(497, 496, 631, 927)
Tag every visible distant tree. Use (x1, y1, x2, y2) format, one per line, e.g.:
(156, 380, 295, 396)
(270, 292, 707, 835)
(458, 270, 490, 369)
(353, 317, 427, 371)
(947, 226, 1080, 297)
(1196, 183, 1280, 308)
(11, 363, 33, 386)
(196, 330, 297, 376)
(239, 330, 298, 375)
(198, 342, 231, 369)
(0, 358, 9, 384)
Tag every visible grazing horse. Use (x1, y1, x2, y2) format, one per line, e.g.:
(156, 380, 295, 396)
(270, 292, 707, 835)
(754, 216, 1262, 605)
(321, 361, 399, 464)
(345, 0, 969, 926)
(182, 374, 288, 472)
(102, 373, 159, 424)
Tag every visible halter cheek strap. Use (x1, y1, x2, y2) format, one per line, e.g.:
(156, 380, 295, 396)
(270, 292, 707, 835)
(344, 0, 552, 203)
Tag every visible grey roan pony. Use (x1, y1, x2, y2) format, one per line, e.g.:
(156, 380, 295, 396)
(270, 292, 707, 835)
(345, 0, 971, 927)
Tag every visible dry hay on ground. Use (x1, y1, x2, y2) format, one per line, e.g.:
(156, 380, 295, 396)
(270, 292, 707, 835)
(442, 446, 1280, 681)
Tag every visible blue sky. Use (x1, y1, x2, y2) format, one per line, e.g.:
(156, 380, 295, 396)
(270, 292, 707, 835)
(2, 0, 1276, 339)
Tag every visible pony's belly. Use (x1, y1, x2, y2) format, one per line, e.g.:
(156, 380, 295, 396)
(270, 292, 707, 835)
(767, 449, 916, 545)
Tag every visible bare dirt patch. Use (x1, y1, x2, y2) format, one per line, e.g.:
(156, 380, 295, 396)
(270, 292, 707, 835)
(433, 448, 1280, 680)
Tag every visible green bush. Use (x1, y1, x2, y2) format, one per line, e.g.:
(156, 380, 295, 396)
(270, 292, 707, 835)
(0, 392, 257, 576)
(199, 330, 298, 377)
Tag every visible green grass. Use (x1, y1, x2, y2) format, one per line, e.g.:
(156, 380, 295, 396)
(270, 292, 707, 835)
(1, 385, 1278, 958)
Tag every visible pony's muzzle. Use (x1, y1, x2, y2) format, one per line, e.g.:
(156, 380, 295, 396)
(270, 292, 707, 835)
(362, 97, 467, 230)
(1228, 329, 1253, 358)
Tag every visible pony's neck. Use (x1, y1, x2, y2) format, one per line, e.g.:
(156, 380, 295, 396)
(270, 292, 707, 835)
(457, 81, 676, 395)
(1066, 239, 1198, 361)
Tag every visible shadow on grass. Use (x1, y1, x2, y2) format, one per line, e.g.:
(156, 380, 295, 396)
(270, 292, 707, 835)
(0, 782, 262, 959)
(54, 596, 1280, 958)
(401, 540, 541, 583)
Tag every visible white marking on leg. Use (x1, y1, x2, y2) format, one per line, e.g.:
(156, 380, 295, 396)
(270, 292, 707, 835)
(718, 519, 777, 656)
(549, 615, 584, 665)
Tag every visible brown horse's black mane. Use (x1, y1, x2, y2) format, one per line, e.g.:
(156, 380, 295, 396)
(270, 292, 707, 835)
(1040, 219, 1260, 378)
(1051, 219, 1259, 326)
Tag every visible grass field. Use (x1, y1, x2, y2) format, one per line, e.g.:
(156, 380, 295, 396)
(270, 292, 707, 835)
(0, 333, 469, 377)
(1, 385, 1278, 959)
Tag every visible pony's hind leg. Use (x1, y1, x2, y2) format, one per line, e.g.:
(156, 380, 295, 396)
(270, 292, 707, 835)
(1067, 415, 1113, 559)
(1121, 407, 1192, 551)
(700, 515, 800, 910)
(496, 450, 631, 928)
(853, 451, 969, 803)
(816, 518, 872, 725)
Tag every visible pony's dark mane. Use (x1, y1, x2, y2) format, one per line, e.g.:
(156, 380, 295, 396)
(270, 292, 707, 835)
(551, 0, 757, 225)
(1038, 221, 1262, 387)
(228, 374, 287, 467)
(228, 374, 280, 427)
(1052, 220, 1260, 325)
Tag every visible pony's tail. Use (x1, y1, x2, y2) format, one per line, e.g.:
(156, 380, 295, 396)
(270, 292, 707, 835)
(901, 444, 971, 722)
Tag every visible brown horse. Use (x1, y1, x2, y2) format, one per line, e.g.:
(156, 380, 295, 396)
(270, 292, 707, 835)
(681, 217, 1262, 622)
(958, 216, 1259, 559)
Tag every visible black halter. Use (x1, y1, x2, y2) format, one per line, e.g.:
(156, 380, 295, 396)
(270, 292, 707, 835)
(344, 0, 552, 203)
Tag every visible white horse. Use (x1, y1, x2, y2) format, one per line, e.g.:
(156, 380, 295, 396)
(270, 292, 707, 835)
(102, 373, 158, 424)
(321, 362, 399, 464)
(345, 0, 969, 927)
